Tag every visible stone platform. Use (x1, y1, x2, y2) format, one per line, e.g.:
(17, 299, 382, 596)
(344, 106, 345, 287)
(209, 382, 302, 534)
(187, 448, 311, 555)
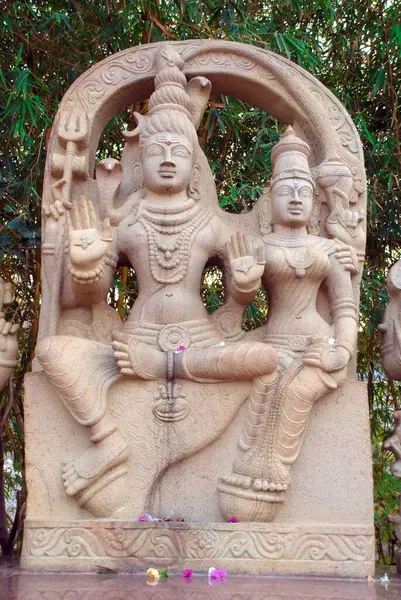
(2, 559, 401, 600)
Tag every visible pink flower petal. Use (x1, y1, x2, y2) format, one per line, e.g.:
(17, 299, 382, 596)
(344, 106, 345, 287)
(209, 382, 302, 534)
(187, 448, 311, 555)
(209, 568, 227, 580)
(182, 569, 192, 578)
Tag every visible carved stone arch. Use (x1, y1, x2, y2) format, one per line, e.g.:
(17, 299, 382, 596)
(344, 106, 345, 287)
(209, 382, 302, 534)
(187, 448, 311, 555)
(44, 39, 366, 211)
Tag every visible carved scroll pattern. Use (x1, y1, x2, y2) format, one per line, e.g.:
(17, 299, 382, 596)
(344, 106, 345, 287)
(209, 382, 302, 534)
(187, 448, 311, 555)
(65, 49, 154, 115)
(24, 524, 374, 563)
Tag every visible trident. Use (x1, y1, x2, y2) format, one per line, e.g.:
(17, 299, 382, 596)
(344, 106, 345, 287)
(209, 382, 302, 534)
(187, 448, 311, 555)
(50, 110, 89, 209)
(41, 110, 90, 341)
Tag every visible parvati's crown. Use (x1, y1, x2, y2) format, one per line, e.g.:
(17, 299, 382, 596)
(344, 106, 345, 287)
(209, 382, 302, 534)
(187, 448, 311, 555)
(270, 126, 314, 187)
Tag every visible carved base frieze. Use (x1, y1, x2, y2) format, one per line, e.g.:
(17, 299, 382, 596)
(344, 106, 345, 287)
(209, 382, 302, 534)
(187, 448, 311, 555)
(21, 520, 374, 577)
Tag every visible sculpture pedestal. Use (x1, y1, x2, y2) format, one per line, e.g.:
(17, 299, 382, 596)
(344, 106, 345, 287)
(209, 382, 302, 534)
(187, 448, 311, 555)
(22, 374, 374, 577)
(22, 521, 373, 577)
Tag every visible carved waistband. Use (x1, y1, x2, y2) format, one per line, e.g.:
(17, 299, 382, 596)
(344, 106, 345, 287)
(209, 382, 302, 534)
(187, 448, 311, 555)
(264, 332, 333, 353)
(115, 320, 222, 351)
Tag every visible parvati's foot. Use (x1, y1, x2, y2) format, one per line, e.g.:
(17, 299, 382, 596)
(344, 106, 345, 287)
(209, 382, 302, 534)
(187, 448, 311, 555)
(233, 449, 291, 489)
(62, 430, 129, 496)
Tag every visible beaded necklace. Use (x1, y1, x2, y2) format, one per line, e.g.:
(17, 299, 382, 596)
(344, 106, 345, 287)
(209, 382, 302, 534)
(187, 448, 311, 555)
(138, 198, 212, 284)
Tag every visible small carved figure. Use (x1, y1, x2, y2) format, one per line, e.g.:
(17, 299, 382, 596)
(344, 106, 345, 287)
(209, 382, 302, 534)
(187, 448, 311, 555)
(380, 262, 401, 380)
(384, 411, 401, 478)
(218, 128, 358, 521)
(0, 279, 19, 391)
(314, 159, 365, 258)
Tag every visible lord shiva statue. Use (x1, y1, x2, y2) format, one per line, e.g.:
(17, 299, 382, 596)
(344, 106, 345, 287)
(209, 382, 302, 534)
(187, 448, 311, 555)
(38, 47, 278, 515)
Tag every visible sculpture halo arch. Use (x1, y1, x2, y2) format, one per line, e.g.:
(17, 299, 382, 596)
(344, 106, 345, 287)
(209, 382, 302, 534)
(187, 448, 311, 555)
(44, 39, 366, 212)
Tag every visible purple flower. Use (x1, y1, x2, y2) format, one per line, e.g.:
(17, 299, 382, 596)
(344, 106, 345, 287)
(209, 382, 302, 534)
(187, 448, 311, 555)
(227, 517, 238, 523)
(138, 514, 152, 522)
(182, 569, 192, 578)
(208, 567, 227, 580)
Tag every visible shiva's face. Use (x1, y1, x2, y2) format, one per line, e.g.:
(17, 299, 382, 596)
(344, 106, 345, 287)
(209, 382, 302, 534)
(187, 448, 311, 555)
(271, 178, 314, 228)
(141, 132, 193, 195)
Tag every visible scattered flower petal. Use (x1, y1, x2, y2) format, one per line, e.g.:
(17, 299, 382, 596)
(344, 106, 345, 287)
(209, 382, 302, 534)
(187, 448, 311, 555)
(367, 575, 374, 583)
(227, 517, 238, 523)
(208, 567, 227, 580)
(138, 514, 163, 522)
(177, 345, 186, 351)
(182, 569, 193, 578)
(159, 569, 168, 579)
(147, 568, 160, 581)
(380, 573, 389, 584)
(176, 517, 185, 522)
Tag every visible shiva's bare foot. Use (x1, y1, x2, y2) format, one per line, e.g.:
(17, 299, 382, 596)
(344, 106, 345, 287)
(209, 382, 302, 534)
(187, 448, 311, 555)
(62, 430, 129, 496)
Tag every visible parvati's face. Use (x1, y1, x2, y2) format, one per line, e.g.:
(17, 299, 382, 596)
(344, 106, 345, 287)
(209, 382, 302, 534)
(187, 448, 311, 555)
(271, 178, 314, 228)
(141, 132, 193, 195)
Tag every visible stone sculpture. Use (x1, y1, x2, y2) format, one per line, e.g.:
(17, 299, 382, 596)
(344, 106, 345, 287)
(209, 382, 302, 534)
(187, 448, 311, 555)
(23, 40, 373, 577)
(383, 411, 401, 573)
(37, 47, 277, 517)
(0, 279, 19, 391)
(218, 128, 358, 522)
(380, 262, 401, 572)
(380, 261, 401, 379)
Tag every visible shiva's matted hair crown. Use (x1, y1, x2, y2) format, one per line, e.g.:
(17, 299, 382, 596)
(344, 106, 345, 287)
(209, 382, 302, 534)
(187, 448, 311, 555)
(125, 45, 212, 149)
